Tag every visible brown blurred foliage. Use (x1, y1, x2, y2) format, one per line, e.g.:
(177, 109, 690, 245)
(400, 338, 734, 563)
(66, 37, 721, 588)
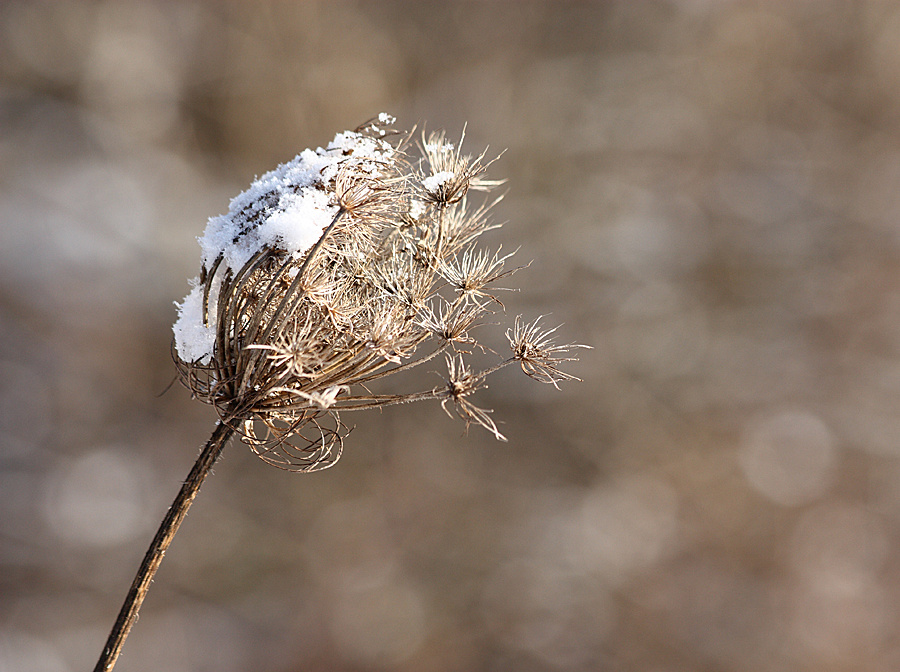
(3, 2, 900, 671)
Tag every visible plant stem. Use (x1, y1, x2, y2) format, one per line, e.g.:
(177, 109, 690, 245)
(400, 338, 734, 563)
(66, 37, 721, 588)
(93, 419, 236, 672)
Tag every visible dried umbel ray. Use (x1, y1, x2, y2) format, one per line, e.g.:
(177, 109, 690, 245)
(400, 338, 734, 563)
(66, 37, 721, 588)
(94, 116, 587, 672)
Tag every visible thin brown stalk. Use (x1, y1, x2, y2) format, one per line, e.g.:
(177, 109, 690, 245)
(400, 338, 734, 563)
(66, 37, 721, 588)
(92, 419, 236, 672)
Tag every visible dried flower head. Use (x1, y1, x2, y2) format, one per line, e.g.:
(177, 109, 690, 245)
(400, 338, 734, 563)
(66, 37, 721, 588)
(172, 115, 585, 471)
(507, 315, 592, 389)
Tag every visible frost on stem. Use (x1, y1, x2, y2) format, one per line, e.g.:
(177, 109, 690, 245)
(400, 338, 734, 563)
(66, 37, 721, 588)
(173, 115, 585, 471)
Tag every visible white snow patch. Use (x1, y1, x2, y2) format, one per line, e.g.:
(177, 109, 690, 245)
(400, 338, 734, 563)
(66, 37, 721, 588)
(173, 280, 217, 363)
(425, 142, 453, 154)
(258, 188, 335, 257)
(174, 125, 396, 362)
(423, 171, 455, 192)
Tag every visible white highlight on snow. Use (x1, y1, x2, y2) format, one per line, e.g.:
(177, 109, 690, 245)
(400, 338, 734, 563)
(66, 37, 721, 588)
(174, 120, 396, 363)
(424, 142, 453, 153)
(409, 199, 427, 221)
(172, 281, 217, 363)
(422, 170, 455, 192)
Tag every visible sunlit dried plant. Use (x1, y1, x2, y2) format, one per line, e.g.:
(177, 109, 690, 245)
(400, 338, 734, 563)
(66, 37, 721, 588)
(94, 115, 587, 672)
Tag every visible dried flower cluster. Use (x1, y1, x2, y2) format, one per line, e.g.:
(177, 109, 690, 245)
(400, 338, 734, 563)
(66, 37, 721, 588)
(173, 115, 585, 471)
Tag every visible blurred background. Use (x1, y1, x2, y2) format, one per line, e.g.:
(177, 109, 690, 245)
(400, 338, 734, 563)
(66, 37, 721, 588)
(3, 1, 900, 670)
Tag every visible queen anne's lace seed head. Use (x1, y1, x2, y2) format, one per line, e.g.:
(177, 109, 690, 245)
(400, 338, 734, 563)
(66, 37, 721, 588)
(173, 116, 585, 471)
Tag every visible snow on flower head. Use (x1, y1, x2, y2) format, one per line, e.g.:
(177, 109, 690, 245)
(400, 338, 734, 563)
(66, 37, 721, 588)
(174, 119, 396, 363)
(198, 128, 395, 273)
(168, 115, 584, 471)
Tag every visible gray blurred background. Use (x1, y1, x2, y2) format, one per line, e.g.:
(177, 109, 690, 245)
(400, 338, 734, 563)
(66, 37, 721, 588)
(3, 1, 900, 670)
